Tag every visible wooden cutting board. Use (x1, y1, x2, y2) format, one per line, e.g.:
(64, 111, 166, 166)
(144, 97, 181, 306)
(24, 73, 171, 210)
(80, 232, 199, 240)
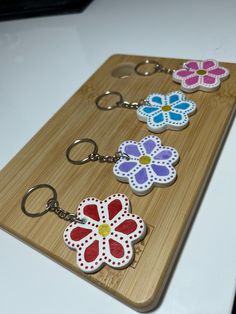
(0, 54, 235, 312)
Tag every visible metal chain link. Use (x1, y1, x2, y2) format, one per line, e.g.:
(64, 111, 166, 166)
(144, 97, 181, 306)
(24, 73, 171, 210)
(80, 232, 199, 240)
(46, 198, 85, 224)
(156, 64, 175, 75)
(117, 99, 147, 110)
(88, 151, 130, 163)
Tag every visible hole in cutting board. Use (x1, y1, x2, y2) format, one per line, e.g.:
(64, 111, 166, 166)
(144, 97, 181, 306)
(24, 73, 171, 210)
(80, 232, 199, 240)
(111, 63, 135, 78)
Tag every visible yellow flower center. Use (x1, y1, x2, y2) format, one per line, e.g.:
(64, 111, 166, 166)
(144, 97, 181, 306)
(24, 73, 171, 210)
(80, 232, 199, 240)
(98, 224, 111, 237)
(139, 155, 151, 165)
(162, 105, 171, 112)
(197, 69, 207, 75)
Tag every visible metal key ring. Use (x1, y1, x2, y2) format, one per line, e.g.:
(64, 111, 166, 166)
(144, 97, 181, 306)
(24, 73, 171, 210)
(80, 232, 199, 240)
(135, 59, 160, 76)
(21, 184, 57, 217)
(95, 91, 123, 110)
(66, 138, 98, 165)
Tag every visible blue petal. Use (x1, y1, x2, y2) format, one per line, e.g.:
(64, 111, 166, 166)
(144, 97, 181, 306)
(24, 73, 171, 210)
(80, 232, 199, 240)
(142, 106, 159, 114)
(169, 94, 180, 104)
(151, 96, 163, 105)
(169, 111, 182, 121)
(153, 113, 164, 123)
(173, 102, 190, 110)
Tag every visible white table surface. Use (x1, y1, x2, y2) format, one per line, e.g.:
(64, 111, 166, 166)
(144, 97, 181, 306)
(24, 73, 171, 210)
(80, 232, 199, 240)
(0, 1, 236, 313)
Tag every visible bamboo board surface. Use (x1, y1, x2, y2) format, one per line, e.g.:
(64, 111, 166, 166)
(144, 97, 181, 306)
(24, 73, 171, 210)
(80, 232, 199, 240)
(0, 54, 236, 311)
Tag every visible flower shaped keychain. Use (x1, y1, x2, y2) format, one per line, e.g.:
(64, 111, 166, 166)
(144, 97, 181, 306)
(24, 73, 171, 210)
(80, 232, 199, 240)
(21, 184, 146, 274)
(137, 91, 196, 132)
(96, 90, 196, 133)
(66, 136, 179, 196)
(135, 59, 229, 93)
(172, 59, 229, 92)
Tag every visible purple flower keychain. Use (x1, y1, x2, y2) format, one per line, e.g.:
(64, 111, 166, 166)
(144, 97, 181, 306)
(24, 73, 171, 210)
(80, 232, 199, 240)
(66, 136, 179, 196)
(135, 59, 229, 93)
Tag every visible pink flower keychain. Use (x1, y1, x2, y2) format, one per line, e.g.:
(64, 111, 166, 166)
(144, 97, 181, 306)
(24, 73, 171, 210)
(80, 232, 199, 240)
(172, 59, 229, 92)
(135, 59, 229, 93)
(21, 184, 146, 274)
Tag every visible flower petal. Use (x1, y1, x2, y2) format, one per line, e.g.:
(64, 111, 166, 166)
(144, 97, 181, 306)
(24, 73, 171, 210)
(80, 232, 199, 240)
(84, 204, 100, 222)
(202, 60, 217, 69)
(153, 112, 164, 123)
(184, 75, 200, 87)
(70, 226, 92, 241)
(108, 199, 122, 220)
(203, 75, 216, 85)
(109, 239, 124, 258)
(151, 164, 169, 176)
(84, 240, 99, 263)
(142, 138, 157, 154)
(150, 95, 163, 105)
(115, 219, 137, 235)
(124, 144, 141, 157)
(174, 69, 194, 77)
(141, 106, 159, 114)
(185, 61, 200, 70)
(118, 161, 137, 172)
(169, 111, 182, 121)
(208, 67, 227, 76)
(135, 167, 148, 184)
(154, 149, 173, 160)
(173, 102, 191, 110)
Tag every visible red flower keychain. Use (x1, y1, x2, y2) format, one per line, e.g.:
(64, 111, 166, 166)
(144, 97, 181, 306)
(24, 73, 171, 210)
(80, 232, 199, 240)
(21, 184, 146, 273)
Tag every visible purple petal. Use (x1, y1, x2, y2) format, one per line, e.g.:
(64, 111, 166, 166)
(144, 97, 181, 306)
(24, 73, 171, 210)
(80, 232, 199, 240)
(135, 168, 148, 184)
(124, 144, 141, 157)
(118, 162, 137, 172)
(154, 150, 172, 160)
(142, 139, 157, 154)
(151, 164, 169, 176)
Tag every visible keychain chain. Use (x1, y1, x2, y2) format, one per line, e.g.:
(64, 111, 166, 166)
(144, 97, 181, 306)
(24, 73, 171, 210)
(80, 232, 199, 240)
(88, 151, 128, 163)
(116, 99, 146, 110)
(21, 184, 85, 224)
(96, 90, 147, 111)
(134, 59, 175, 76)
(66, 138, 130, 165)
(46, 198, 85, 223)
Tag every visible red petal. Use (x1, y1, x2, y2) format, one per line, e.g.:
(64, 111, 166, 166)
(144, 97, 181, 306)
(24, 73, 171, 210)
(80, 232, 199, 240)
(115, 219, 137, 235)
(109, 239, 124, 258)
(70, 227, 92, 241)
(108, 199, 122, 220)
(84, 204, 100, 221)
(84, 240, 99, 262)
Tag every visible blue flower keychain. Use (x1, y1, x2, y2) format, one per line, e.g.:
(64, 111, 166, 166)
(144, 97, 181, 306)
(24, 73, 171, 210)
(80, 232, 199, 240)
(96, 90, 196, 133)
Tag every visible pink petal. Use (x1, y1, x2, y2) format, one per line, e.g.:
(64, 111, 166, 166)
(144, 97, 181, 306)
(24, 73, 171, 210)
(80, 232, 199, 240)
(108, 199, 122, 220)
(203, 75, 216, 85)
(84, 240, 99, 262)
(184, 75, 200, 87)
(185, 61, 200, 70)
(83, 204, 100, 222)
(208, 67, 227, 76)
(109, 238, 124, 258)
(203, 60, 217, 70)
(70, 226, 92, 241)
(115, 219, 137, 235)
(175, 69, 194, 77)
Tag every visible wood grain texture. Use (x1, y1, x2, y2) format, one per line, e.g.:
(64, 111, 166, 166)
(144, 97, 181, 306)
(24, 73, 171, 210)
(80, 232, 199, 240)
(0, 54, 235, 311)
